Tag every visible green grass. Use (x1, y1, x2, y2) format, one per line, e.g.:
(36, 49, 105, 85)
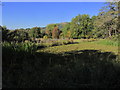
(94, 39, 119, 47)
(37, 40, 118, 55)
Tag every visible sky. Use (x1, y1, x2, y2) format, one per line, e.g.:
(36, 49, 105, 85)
(1, 0, 109, 2)
(2, 2, 105, 30)
(0, 1, 2, 26)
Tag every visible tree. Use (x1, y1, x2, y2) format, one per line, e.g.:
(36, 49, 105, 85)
(94, 2, 118, 38)
(30, 27, 41, 39)
(8, 29, 30, 42)
(52, 25, 60, 39)
(1, 26, 10, 41)
(45, 30, 52, 38)
(46, 24, 58, 38)
(61, 23, 71, 38)
(91, 16, 98, 38)
(66, 30, 71, 39)
(41, 30, 46, 38)
(70, 14, 93, 39)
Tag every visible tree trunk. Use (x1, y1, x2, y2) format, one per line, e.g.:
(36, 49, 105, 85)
(109, 30, 111, 37)
(115, 29, 117, 35)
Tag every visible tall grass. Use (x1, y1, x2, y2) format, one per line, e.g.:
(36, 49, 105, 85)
(2, 42, 38, 54)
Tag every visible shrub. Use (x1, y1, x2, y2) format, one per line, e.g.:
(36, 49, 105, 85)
(43, 35, 48, 39)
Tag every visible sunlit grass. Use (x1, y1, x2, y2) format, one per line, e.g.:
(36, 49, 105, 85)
(93, 39, 119, 46)
(37, 41, 118, 55)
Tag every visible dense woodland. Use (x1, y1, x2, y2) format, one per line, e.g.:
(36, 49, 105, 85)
(1, 2, 120, 88)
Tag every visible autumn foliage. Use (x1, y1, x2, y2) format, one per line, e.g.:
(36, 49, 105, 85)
(52, 25, 60, 39)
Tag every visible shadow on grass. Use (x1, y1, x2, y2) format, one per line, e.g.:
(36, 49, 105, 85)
(2, 48, 120, 88)
(50, 42, 79, 47)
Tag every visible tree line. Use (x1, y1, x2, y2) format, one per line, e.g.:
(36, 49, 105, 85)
(1, 2, 119, 42)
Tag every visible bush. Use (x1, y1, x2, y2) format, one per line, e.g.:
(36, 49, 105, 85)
(43, 35, 48, 39)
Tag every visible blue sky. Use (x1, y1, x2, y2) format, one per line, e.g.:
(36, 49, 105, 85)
(1, 0, 108, 2)
(2, 2, 105, 30)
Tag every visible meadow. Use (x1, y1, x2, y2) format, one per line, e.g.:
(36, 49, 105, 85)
(2, 39, 120, 88)
(38, 39, 119, 55)
(2, 1, 120, 88)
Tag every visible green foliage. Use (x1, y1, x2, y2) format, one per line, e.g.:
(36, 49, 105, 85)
(61, 23, 71, 38)
(45, 30, 52, 38)
(94, 2, 118, 38)
(43, 35, 48, 39)
(70, 14, 93, 39)
(46, 24, 58, 38)
(2, 42, 37, 54)
(29, 27, 41, 38)
(1, 26, 10, 41)
(12, 30, 29, 42)
(59, 32, 64, 39)
(46, 24, 58, 31)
